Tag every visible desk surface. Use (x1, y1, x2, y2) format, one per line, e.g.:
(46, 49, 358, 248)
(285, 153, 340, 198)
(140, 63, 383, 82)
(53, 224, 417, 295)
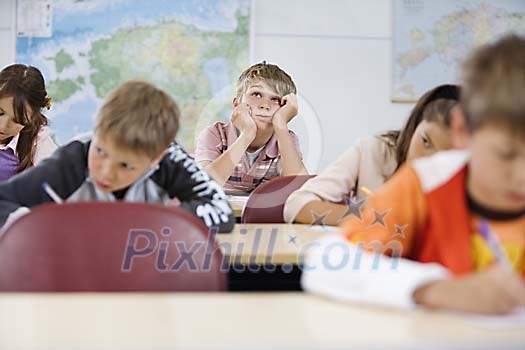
(228, 195, 248, 217)
(216, 223, 335, 265)
(0, 292, 522, 349)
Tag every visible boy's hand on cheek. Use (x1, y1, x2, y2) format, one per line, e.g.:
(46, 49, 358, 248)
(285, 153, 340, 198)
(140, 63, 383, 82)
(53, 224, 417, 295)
(272, 93, 298, 130)
(231, 103, 257, 140)
(413, 265, 525, 315)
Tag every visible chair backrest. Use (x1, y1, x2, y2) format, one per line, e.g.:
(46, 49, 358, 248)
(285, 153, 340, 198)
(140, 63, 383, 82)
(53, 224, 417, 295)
(0, 202, 226, 292)
(241, 175, 315, 223)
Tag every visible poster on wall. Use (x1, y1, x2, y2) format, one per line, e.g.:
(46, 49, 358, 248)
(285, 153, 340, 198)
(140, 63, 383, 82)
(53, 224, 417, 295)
(16, 0, 52, 37)
(392, 0, 525, 102)
(16, 0, 252, 150)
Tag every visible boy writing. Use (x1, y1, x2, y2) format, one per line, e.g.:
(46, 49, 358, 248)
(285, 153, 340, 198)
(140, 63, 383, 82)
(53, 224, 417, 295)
(0, 81, 234, 233)
(302, 34, 525, 314)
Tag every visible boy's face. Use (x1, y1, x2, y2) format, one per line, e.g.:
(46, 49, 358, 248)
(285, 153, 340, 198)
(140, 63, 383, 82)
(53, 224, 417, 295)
(88, 133, 162, 193)
(467, 124, 525, 212)
(236, 80, 282, 132)
(0, 96, 25, 142)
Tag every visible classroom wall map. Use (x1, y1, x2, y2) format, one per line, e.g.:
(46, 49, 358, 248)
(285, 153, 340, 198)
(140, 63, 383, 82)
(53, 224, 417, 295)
(16, 0, 250, 149)
(393, 0, 525, 102)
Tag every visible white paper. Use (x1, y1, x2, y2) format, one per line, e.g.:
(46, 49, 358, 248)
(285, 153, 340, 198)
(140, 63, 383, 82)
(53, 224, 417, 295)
(16, 0, 52, 37)
(228, 194, 250, 200)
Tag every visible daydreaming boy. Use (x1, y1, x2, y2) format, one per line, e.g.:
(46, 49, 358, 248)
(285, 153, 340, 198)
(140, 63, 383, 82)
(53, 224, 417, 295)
(195, 62, 307, 193)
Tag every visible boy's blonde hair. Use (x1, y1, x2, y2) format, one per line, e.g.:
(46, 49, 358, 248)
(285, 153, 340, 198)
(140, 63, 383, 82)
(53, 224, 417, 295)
(461, 34, 525, 135)
(235, 62, 296, 98)
(95, 81, 180, 159)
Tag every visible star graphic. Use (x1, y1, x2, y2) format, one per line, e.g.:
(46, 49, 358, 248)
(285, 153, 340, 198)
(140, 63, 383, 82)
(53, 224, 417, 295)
(338, 195, 366, 223)
(368, 209, 390, 228)
(288, 234, 298, 245)
(309, 209, 331, 229)
(391, 224, 408, 238)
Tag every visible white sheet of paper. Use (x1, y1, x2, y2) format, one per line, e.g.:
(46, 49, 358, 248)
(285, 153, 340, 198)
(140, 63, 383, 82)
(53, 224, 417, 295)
(228, 195, 250, 201)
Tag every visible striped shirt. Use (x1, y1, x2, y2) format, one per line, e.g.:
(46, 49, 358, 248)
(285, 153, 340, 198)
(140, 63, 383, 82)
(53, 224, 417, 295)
(195, 121, 302, 193)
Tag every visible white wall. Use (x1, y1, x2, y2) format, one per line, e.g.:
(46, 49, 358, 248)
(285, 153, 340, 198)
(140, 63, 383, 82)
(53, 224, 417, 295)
(0, 0, 15, 68)
(0, 0, 414, 172)
(252, 0, 413, 172)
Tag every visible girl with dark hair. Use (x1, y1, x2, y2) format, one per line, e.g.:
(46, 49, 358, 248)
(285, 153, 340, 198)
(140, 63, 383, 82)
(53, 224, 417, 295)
(285, 84, 461, 225)
(0, 64, 57, 181)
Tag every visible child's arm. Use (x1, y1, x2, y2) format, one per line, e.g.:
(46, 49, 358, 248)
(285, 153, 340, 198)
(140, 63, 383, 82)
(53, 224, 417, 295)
(0, 142, 90, 226)
(196, 104, 256, 186)
(285, 142, 363, 224)
(284, 146, 359, 225)
(294, 201, 352, 226)
(284, 137, 385, 225)
(413, 266, 525, 314)
(272, 94, 308, 176)
(155, 143, 235, 233)
(303, 235, 525, 314)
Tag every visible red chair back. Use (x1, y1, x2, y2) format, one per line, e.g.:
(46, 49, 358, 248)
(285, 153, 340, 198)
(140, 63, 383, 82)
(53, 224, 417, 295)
(241, 175, 315, 223)
(0, 202, 226, 292)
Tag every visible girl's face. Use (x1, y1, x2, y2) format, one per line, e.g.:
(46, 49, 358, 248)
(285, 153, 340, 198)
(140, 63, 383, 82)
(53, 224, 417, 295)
(0, 96, 25, 143)
(406, 119, 454, 161)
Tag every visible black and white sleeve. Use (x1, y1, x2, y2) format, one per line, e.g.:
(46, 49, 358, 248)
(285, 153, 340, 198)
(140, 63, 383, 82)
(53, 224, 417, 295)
(153, 142, 235, 233)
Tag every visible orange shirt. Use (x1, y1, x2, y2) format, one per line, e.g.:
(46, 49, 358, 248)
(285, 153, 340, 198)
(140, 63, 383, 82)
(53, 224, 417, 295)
(339, 151, 525, 276)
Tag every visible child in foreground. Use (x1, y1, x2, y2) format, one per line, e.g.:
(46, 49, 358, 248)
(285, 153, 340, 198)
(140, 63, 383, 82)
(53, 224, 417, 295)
(302, 34, 525, 315)
(0, 81, 234, 232)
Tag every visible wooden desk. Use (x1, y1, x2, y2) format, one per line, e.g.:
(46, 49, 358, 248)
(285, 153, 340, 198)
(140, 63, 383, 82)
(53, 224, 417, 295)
(0, 293, 522, 348)
(227, 194, 249, 217)
(216, 224, 337, 291)
(216, 223, 336, 265)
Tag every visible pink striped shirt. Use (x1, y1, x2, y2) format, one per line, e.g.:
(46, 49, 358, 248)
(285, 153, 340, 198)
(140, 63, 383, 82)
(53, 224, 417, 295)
(195, 121, 302, 193)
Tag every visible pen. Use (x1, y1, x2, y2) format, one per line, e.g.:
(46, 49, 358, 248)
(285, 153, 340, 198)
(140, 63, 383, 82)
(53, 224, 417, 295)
(361, 186, 374, 196)
(42, 182, 63, 204)
(478, 219, 512, 270)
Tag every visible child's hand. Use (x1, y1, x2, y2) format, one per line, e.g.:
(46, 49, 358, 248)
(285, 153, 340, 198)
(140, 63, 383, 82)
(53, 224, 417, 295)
(231, 103, 256, 140)
(272, 93, 298, 130)
(413, 265, 525, 315)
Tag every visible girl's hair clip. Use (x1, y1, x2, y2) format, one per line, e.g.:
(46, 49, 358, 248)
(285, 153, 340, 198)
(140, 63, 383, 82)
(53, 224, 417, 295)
(44, 96, 52, 110)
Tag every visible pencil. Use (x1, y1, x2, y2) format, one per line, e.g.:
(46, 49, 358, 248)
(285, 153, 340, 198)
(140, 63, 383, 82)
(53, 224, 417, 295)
(478, 219, 512, 270)
(361, 186, 374, 196)
(42, 182, 64, 204)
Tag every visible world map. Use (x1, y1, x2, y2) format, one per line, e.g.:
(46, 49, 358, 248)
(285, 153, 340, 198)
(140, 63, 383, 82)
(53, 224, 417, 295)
(393, 0, 525, 101)
(16, 0, 251, 150)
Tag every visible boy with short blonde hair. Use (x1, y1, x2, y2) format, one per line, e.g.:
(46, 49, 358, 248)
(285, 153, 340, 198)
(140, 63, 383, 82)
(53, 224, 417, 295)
(0, 80, 234, 232)
(235, 62, 297, 98)
(195, 62, 307, 193)
(96, 81, 180, 159)
(302, 34, 525, 314)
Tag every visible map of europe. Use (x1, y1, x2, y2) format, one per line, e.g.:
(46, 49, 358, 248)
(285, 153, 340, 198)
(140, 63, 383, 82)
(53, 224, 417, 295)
(16, 0, 251, 150)
(393, 0, 525, 101)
